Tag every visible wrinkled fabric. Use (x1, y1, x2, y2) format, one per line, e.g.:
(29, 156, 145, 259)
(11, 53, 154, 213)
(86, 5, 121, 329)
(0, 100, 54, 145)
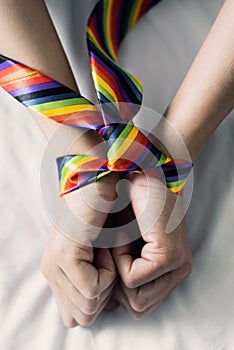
(1, 0, 234, 349)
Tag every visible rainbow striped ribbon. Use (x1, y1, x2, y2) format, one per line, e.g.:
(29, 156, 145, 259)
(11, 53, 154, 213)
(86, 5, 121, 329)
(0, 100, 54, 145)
(0, 0, 192, 196)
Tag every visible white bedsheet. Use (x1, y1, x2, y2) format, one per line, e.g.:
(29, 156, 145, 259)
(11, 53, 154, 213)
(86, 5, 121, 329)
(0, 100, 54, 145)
(1, 0, 234, 349)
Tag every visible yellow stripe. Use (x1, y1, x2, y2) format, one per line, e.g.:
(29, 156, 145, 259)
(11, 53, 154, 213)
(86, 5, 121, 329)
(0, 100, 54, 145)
(87, 27, 110, 60)
(165, 156, 172, 164)
(93, 72, 119, 103)
(1, 69, 38, 85)
(70, 156, 98, 169)
(63, 156, 98, 181)
(169, 184, 184, 193)
(131, 0, 143, 26)
(106, 1, 117, 60)
(87, 27, 101, 51)
(30, 104, 98, 117)
(108, 126, 139, 165)
(127, 69, 142, 89)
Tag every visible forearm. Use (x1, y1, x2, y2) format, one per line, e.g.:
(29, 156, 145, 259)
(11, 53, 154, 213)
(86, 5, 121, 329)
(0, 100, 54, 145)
(0, 0, 102, 156)
(159, 0, 234, 163)
(0, 0, 77, 91)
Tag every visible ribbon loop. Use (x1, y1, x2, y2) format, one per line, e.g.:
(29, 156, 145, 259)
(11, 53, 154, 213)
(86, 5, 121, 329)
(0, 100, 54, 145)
(0, 0, 193, 197)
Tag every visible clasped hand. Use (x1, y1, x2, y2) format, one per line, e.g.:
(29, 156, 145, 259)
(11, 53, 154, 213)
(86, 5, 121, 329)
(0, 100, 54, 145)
(40, 172, 192, 327)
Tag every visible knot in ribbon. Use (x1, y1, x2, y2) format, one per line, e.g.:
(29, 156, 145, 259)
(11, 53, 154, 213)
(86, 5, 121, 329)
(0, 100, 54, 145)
(99, 121, 160, 172)
(57, 119, 192, 196)
(0, 0, 192, 197)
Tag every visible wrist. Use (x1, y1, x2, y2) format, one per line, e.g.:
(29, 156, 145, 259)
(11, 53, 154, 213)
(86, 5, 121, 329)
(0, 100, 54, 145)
(148, 116, 194, 163)
(33, 112, 106, 158)
(163, 102, 216, 163)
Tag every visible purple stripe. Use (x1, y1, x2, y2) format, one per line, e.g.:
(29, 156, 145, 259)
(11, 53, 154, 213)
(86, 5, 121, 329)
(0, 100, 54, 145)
(162, 162, 192, 172)
(90, 51, 129, 102)
(125, 141, 153, 171)
(9, 81, 62, 97)
(116, 0, 125, 46)
(90, 10, 103, 50)
(0, 60, 15, 71)
(176, 162, 192, 169)
(64, 121, 103, 131)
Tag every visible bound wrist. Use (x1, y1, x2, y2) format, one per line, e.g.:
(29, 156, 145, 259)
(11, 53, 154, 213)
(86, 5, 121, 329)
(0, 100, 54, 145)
(33, 112, 106, 158)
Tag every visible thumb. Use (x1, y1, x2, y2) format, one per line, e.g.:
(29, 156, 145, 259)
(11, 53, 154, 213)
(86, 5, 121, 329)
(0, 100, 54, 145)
(112, 231, 132, 258)
(95, 248, 116, 272)
(56, 174, 119, 245)
(112, 231, 134, 284)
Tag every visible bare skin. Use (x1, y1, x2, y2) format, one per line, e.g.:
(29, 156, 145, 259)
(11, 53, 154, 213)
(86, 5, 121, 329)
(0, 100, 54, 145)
(0, 0, 233, 325)
(153, 0, 234, 162)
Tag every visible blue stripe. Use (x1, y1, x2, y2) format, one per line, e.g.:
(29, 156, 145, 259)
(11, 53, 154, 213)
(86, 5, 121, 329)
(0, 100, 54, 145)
(23, 92, 79, 106)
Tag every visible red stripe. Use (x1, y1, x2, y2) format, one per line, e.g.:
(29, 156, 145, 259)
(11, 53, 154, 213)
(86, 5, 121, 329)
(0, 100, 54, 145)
(70, 159, 108, 174)
(124, 130, 149, 164)
(52, 111, 102, 124)
(90, 56, 124, 102)
(88, 16, 103, 50)
(139, 0, 152, 19)
(110, 0, 121, 56)
(4, 75, 54, 92)
(110, 128, 149, 171)
(0, 63, 21, 79)
(119, 102, 135, 120)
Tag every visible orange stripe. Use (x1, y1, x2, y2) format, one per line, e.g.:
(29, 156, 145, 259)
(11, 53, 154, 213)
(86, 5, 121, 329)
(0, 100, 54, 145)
(3, 75, 54, 92)
(0, 65, 38, 84)
(90, 56, 123, 101)
(118, 129, 149, 167)
(50, 111, 102, 124)
(0, 63, 21, 79)
(72, 158, 107, 172)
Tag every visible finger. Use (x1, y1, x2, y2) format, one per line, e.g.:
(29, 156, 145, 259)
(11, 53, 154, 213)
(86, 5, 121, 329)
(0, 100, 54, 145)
(50, 284, 78, 328)
(62, 247, 117, 299)
(71, 290, 114, 327)
(127, 173, 168, 236)
(71, 293, 112, 327)
(53, 281, 113, 327)
(56, 267, 117, 315)
(114, 283, 161, 320)
(120, 270, 179, 312)
(113, 239, 173, 288)
(119, 258, 192, 313)
(56, 173, 119, 245)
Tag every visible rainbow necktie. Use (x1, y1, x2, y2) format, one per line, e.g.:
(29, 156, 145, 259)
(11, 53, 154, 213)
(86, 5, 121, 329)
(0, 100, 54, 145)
(0, 0, 192, 196)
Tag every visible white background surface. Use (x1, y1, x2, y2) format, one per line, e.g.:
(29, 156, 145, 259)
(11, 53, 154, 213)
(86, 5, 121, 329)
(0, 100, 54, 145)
(1, 0, 234, 349)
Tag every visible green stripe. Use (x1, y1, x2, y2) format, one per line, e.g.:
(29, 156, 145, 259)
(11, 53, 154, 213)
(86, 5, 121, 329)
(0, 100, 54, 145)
(107, 122, 134, 159)
(96, 82, 116, 103)
(103, 1, 108, 55)
(166, 179, 185, 188)
(156, 153, 168, 166)
(119, 66, 142, 92)
(87, 33, 110, 61)
(97, 170, 111, 180)
(61, 155, 86, 180)
(128, 0, 139, 30)
(31, 98, 90, 112)
(130, 72, 143, 92)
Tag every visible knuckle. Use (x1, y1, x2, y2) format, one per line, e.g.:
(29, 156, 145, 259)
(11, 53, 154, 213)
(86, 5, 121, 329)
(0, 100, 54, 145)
(122, 275, 138, 289)
(63, 318, 78, 328)
(184, 255, 193, 276)
(83, 286, 100, 300)
(130, 298, 147, 313)
(81, 299, 98, 315)
(167, 246, 186, 269)
(172, 249, 184, 266)
(79, 315, 95, 327)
